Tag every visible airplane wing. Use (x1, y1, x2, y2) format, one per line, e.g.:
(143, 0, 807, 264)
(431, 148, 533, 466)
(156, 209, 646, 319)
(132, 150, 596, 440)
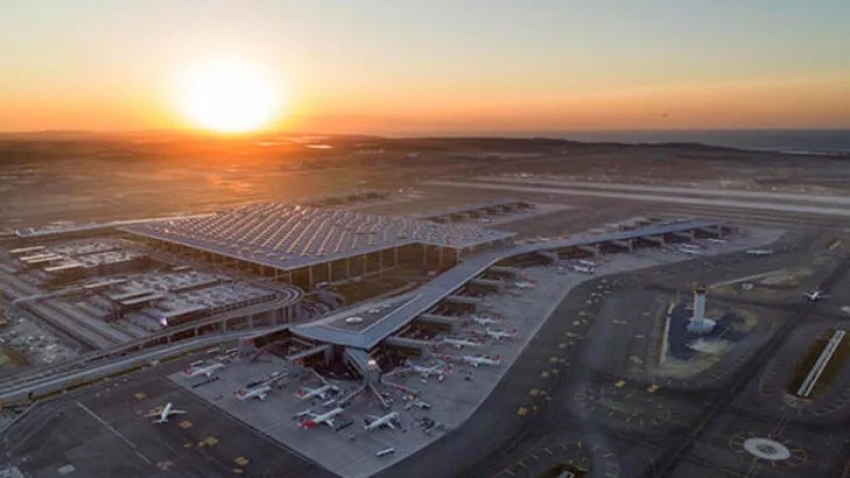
(144, 411, 162, 418)
(365, 414, 380, 422)
(170, 409, 187, 414)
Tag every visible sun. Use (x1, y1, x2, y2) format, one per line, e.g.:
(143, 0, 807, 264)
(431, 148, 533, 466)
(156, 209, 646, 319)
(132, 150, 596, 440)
(175, 58, 281, 133)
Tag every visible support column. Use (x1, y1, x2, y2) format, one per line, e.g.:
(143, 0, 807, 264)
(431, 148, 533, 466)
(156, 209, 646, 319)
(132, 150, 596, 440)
(438, 247, 444, 267)
(288, 271, 294, 284)
(328, 262, 332, 283)
(308, 266, 314, 289)
(378, 251, 383, 276)
(346, 257, 351, 278)
(393, 246, 399, 267)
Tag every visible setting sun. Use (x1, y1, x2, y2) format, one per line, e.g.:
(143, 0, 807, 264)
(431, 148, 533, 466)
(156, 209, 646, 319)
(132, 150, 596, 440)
(175, 58, 281, 133)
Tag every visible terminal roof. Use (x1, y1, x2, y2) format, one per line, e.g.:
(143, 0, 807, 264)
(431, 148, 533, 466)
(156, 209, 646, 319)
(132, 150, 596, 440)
(122, 204, 515, 271)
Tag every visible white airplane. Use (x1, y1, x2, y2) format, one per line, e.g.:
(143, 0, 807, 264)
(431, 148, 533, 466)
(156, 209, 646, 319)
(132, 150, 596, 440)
(577, 259, 597, 268)
(235, 384, 273, 401)
(461, 355, 501, 367)
(296, 384, 339, 401)
(442, 337, 484, 350)
(804, 290, 830, 302)
(484, 328, 518, 341)
(469, 314, 501, 326)
(571, 265, 595, 274)
(363, 411, 400, 431)
(747, 249, 774, 256)
(404, 360, 450, 380)
(145, 402, 187, 424)
(299, 407, 344, 429)
(182, 361, 225, 378)
(514, 281, 534, 289)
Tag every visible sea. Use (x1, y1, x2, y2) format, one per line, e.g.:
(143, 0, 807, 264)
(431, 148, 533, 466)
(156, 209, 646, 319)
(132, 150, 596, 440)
(550, 129, 850, 155)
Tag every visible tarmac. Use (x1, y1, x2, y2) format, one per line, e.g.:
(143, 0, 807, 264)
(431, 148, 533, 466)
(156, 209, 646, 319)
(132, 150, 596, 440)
(163, 226, 782, 478)
(4, 354, 333, 478)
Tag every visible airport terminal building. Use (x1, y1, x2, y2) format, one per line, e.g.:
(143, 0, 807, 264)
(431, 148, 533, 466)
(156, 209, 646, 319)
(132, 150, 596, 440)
(122, 204, 516, 289)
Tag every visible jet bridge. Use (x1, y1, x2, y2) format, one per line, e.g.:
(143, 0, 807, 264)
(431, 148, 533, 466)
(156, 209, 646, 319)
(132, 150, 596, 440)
(670, 230, 695, 241)
(415, 313, 459, 328)
(488, 266, 519, 279)
(444, 295, 481, 312)
(344, 347, 380, 383)
(469, 277, 502, 292)
(384, 335, 433, 352)
(608, 239, 633, 252)
(286, 343, 333, 365)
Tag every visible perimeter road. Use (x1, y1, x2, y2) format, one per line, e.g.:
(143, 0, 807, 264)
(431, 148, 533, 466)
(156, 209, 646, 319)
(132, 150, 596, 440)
(75, 401, 153, 465)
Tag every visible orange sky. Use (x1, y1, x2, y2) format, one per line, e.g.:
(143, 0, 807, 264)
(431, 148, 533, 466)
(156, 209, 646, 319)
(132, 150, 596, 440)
(2, 1, 849, 133)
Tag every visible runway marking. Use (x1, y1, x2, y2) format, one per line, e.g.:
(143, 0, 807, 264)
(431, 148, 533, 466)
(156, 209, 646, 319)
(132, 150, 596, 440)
(178, 420, 193, 429)
(234, 457, 249, 466)
(544, 447, 554, 455)
(134, 392, 146, 400)
(529, 389, 540, 397)
(614, 380, 626, 388)
(75, 401, 152, 465)
(558, 342, 567, 349)
(540, 371, 549, 378)
(516, 407, 528, 416)
(647, 384, 659, 393)
(233, 468, 243, 474)
(501, 469, 516, 476)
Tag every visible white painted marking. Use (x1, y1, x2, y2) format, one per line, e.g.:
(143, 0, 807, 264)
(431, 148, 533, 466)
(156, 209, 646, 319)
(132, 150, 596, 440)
(75, 401, 152, 465)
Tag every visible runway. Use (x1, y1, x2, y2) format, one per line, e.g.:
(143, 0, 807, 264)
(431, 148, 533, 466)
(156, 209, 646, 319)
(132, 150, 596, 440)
(426, 180, 850, 218)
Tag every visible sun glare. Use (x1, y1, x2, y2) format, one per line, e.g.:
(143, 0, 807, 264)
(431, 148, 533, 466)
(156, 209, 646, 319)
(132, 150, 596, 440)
(176, 58, 281, 133)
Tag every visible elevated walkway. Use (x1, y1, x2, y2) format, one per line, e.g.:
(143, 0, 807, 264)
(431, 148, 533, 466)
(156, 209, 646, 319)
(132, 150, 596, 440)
(288, 220, 719, 349)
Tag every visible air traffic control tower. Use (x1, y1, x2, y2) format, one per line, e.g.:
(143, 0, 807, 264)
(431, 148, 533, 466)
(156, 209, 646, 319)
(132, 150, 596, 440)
(687, 285, 717, 335)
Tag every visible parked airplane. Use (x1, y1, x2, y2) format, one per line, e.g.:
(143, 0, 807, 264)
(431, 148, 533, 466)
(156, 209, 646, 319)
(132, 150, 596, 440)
(299, 407, 344, 429)
(461, 355, 502, 367)
(804, 290, 830, 302)
(469, 314, 501, 326)
(146, 402, 187, 424)
(442, 337, 484, 349)
(296, 384, 339, 401)
(577, 259, 598, 268)
(571, 265, 595, 274)
(747, 249, 775, 256)
(514, 281, 534, 289)
(182, 361, 225, 378)
(483, 328, 518, 341)
(404, 360, 450, 380)
(235, 383, 273, 401)
(363, 411, 400, 431)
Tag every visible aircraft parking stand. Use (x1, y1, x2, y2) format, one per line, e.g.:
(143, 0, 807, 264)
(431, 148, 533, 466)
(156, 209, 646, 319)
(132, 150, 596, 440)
(168, 226, 781, 478)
